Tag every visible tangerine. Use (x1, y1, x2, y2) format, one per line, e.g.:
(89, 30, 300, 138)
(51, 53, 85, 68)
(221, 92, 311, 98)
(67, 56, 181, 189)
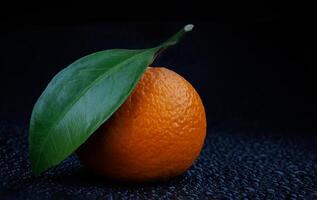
(77, 66, 206, 182)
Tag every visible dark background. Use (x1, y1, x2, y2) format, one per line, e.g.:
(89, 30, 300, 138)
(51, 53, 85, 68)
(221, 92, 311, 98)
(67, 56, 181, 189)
(0, 4, 316, 132)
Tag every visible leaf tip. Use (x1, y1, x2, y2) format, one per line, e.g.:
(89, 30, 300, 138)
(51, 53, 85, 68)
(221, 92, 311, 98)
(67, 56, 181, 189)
(184, 24, 194, 32)
(33, 170, 41, 176)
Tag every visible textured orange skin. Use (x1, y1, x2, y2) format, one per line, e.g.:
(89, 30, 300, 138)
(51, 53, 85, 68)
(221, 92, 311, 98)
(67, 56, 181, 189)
(77, 67, 206, 182)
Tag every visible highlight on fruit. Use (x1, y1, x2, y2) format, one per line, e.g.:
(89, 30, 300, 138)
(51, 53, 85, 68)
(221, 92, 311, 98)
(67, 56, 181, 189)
(29, 24, 206, 181)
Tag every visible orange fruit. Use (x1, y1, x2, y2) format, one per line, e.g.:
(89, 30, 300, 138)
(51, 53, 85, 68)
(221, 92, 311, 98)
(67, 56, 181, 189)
(77, 66, 206, 182)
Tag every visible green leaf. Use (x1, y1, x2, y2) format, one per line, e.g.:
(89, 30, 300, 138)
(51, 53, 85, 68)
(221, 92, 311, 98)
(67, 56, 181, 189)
(29, 24, 194, 175)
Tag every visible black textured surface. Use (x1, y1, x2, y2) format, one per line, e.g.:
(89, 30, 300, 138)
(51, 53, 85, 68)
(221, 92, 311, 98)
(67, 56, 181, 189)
(0, 120, 316, 199)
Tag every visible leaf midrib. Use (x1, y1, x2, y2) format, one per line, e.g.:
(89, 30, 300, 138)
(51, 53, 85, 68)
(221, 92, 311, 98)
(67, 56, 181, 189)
(33, 48, 153, 172)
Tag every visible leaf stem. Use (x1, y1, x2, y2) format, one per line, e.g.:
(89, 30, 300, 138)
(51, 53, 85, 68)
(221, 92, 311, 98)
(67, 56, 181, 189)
(160, 24, 194, 48)
(151, 24, 194, 62)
